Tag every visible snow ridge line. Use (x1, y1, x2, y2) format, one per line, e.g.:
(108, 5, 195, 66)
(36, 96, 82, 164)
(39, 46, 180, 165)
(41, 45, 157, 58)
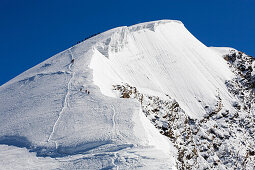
(47, 49, 75, 147)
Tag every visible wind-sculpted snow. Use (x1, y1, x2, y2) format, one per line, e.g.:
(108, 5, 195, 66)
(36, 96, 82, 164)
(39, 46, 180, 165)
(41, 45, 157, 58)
(0, 20, 178, 169)
(90, 20, 234, 119)
(0, 19, 254, 169)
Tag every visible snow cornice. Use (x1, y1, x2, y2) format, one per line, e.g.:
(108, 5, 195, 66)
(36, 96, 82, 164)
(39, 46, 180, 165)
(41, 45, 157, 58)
(127, 19, 183, 32)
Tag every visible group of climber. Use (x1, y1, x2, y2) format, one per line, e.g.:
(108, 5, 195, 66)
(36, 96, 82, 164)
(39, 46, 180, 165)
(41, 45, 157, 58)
(70, 57, 90, 95)
(79, 87, 90, 94)
(71, 32, 101, 47)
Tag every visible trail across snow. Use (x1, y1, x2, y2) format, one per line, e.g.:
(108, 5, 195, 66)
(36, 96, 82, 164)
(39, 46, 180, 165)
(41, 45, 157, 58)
(47, 49, 75, 147)
(111, 105, 118, 139)
(0, 21, 177, 169)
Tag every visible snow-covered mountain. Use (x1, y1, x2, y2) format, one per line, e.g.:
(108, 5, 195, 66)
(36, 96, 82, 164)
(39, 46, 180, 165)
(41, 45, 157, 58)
(0, 20, 254, 169)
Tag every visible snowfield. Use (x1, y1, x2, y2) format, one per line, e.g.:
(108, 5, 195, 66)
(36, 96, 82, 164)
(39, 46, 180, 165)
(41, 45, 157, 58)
(0, 20, 254, 169)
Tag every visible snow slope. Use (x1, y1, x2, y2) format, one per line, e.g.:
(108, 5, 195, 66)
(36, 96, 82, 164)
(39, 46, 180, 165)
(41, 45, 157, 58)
(90, 20, 234, 118)
(0, 20, 242, 169)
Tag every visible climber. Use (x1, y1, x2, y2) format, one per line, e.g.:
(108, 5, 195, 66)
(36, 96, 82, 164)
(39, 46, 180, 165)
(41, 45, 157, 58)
(84, 89, 90, 94)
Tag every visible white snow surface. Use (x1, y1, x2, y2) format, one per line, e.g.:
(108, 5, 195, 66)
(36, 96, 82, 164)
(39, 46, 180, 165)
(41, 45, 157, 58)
(90, 20, 234, 118)
(0, 20, 236, 169)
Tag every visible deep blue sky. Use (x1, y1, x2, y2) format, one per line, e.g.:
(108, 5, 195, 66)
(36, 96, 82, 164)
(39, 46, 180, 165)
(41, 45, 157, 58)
(1, 0, 254, 85)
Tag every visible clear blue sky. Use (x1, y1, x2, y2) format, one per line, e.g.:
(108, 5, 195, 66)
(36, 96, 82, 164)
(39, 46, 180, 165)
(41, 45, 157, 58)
(1, 0, 254, 85)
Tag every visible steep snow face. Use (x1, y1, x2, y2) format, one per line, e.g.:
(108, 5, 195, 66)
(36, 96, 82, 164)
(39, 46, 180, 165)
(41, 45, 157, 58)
(90, 20, 234, 119)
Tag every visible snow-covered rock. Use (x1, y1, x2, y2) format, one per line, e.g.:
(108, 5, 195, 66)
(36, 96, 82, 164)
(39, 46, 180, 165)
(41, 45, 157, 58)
(0, 20, 254, 169)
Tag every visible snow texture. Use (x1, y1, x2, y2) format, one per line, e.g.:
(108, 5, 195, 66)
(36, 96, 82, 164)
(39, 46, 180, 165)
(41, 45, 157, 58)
(0, 19, 254, 169)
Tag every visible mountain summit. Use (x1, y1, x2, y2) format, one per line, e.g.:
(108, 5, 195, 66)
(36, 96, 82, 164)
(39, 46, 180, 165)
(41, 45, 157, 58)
(0, 20, 254, 169)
